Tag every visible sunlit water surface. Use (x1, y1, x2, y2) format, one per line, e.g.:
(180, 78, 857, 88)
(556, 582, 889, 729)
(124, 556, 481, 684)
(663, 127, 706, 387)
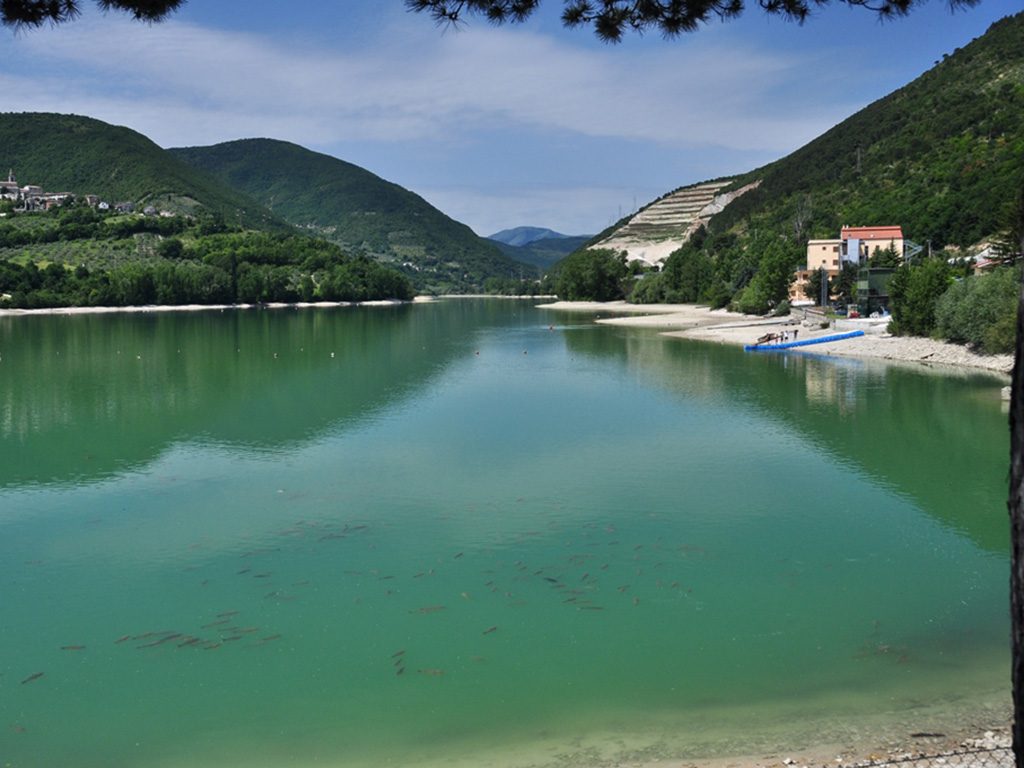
(0, 300, 1010, 768)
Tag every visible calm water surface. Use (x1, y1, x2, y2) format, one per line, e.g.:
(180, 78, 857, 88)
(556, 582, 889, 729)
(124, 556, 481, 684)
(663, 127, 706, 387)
(0, 300, 1010, 768)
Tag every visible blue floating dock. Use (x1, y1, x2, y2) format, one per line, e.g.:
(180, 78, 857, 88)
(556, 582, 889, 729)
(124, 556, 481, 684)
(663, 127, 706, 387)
(744, 329, 864, 352)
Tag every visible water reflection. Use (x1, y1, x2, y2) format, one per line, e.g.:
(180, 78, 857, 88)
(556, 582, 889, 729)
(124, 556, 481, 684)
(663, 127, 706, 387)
(0, 301, 518, 488)
(559, 321, 1009, 554)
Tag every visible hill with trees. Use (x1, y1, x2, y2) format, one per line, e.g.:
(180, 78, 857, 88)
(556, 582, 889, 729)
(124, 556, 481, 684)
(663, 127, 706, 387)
(488, 231, 591, 270)
(0, 203, 414, 308)
(170, 139, 525, 293)
(559, 12, 1024, 315)
(0, 113, 287, 231)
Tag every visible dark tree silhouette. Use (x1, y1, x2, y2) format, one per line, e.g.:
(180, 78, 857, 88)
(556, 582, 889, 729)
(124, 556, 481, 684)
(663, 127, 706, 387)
(405, 0, 980, 41)
(2, 0, 981, 38)
(1010, 179, 1024, 768)
(0, 0, 183, 28)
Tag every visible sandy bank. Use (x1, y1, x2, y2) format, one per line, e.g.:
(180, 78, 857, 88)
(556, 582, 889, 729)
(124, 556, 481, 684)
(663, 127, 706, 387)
(539, 301, 1013, 377)
(673, 316, 1013, 376)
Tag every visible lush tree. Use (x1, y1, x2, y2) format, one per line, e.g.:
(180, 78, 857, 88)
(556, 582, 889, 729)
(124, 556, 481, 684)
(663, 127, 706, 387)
(868, 245, 900, 268)
(888, 257, 952, 336)
(554, 248, 628, 301)
(832, 261, 859, 305)
(936, 264, 1020, 354)
(732, 237, 799, 315)
(804, 268, 826, 305)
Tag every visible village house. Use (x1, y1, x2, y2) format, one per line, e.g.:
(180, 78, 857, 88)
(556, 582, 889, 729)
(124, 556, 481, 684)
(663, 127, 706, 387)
(1, 169, 104, 212)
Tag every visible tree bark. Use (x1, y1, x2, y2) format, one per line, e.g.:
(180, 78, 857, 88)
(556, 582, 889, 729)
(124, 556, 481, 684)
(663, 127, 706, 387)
(1012, 244, 1024, 768)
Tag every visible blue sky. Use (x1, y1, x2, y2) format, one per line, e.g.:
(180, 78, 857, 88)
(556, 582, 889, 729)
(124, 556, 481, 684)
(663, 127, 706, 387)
(0, 0, 1019, 236)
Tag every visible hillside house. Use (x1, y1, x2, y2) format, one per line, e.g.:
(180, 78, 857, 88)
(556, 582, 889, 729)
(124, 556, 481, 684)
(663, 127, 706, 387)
(0, 169, 20, 201)
(840, 225, 904, 263)
(1, 169, 91, 211)
(790, 225, 905, 306)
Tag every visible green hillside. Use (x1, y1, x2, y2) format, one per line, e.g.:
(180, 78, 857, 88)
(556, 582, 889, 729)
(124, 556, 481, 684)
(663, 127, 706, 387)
(0, 113, 287, 232)
(564, 12, 1024, 311)
(709, 11, 1024, 249)
(169, 139, 523, 293)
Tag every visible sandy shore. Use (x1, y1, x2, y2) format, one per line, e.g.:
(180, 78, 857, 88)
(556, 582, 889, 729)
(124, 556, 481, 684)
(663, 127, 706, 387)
(538, 301, 1014, 377)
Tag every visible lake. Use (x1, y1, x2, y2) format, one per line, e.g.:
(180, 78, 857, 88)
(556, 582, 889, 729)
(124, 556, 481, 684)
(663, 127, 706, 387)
(0, 299, 1011, 768)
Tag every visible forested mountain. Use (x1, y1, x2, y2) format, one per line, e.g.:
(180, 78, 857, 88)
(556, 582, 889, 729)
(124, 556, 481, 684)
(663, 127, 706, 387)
(560, 12, 1024, 310)
(0, 113, 287, 232)
(706, 10, 1024, 250)
(489, 234, 591, 270)
(489, 227, 576, 247)
(170, 139, 524, 293)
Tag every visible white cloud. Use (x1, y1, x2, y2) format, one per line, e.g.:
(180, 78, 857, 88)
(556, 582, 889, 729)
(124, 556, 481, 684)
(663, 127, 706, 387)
(5, 12, 854, 153)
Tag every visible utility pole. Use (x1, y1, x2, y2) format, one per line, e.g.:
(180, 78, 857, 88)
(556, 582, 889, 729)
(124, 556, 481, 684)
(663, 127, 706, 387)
(820, 266, 828, 308)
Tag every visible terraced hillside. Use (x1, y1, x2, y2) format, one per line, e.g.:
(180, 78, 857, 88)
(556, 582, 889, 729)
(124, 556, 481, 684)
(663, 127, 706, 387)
(592, 180, 760, 265)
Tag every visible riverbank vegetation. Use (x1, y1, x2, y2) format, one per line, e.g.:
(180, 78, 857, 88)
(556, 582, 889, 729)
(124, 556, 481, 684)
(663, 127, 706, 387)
(0, 204, 413, 308)
(548, 12, 1024, 326)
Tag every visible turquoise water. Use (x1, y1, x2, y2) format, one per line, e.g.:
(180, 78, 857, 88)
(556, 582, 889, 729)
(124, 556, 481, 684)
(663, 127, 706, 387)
(0, 300, 1011, 767)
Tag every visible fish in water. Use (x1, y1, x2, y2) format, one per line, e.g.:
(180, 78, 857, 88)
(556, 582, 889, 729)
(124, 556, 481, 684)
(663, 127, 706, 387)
(178, 637, 202, 648)
(391, 649, 406, 658)
(202, 619, 231, 629)
(482, 626, 498, 635)
(417, 668, 445, 677)
(20, 672, 44, 685)
(60, 645, 86, 651)
(454, 552, 464, 559)
(217, 610, 240, 617)
(114, 635, 131, 644)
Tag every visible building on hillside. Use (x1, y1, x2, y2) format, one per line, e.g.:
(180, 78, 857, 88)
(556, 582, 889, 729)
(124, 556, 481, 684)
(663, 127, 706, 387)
(840, 225, 904, 263)
(1, 170, 20, 201)
(791, 225, 905, 308)
(790, 239, 844, 304)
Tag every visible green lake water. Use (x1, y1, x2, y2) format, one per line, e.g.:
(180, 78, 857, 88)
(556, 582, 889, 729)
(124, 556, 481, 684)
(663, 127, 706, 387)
(0, 299, 1011, 768)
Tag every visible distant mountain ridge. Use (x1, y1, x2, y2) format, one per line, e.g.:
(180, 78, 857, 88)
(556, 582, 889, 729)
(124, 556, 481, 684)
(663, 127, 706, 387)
(488, 226, 578, 247)
(170, 139, 524, 293)
(0, 113, 287, 232)
(488, 233, 592, 270)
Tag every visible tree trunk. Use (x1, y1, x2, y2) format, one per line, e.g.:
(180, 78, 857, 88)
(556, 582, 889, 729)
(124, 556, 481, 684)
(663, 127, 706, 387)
(1012, 240, 1024, 768)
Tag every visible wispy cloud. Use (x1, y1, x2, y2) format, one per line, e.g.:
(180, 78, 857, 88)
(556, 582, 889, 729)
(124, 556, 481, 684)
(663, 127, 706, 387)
(6, 12, 851, 153)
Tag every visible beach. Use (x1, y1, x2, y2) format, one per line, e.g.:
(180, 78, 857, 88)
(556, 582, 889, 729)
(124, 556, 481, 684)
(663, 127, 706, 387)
(537, 301, 1015, 377)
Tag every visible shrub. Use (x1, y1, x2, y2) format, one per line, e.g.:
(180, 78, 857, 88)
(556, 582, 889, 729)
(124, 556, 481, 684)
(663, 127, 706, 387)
(935, 264, 1020, 353)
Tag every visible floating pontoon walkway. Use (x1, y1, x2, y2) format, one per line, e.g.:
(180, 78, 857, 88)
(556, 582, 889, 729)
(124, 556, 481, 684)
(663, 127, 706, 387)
(744, 330, 864, 352)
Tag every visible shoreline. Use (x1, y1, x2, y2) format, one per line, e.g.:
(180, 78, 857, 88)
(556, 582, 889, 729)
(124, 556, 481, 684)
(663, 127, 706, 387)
(537, 300, 1013, 377)
(0, 298, 429, 317)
